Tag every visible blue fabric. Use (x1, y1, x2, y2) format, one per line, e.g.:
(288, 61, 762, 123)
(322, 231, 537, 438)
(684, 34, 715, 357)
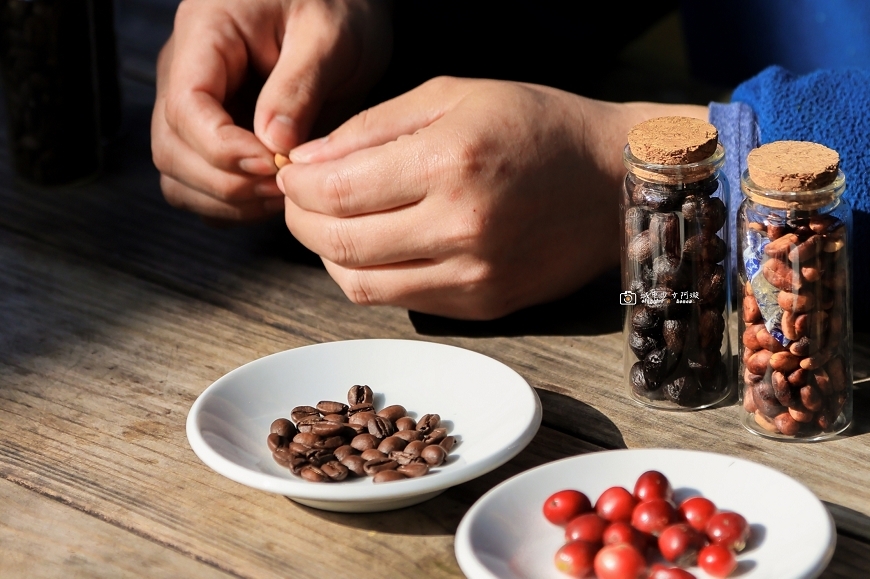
(715, 66, 870, 324)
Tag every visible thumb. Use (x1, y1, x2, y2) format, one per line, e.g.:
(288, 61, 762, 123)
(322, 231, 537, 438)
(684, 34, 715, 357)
(254, 5, 348, 154)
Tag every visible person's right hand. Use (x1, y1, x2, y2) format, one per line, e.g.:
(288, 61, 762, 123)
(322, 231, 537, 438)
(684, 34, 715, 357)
(151, 0, 392, 223)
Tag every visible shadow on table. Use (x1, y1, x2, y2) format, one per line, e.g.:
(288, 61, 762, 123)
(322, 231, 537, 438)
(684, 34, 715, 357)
(295, 393, 626, 536)
(409, 269, 622, 337)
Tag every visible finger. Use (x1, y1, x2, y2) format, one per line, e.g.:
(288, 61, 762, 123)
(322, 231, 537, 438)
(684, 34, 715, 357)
(321, 258, 498, 319)
(161, 175, 285, 221)
(283, 189, 466, 267)
(289, 76, 469, 163)
(254, 2, 350, 154)
(164, 8, 275, 175)
(154, 98, 282, 202)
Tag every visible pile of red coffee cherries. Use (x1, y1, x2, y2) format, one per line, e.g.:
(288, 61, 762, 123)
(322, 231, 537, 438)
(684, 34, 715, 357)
(543, 471, 750, 578)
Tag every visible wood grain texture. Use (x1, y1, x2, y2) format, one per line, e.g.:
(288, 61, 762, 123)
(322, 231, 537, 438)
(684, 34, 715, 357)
(0, 478, 235, 579)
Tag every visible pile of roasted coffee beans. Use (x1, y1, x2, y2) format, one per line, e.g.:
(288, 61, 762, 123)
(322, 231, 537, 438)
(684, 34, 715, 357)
(625, 173, 729, 407)
(267, 385, 455, 483)
(545, 471, 750, 578)
(742, 214, 849, 436)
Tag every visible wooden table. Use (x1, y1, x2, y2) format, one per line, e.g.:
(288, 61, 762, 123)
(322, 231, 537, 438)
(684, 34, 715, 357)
(3, 7, 870, 579)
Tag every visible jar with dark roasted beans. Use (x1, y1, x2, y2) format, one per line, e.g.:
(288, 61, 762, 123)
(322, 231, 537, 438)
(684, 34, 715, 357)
(621, 117, 731, 409)
(738, 141, 852, 440)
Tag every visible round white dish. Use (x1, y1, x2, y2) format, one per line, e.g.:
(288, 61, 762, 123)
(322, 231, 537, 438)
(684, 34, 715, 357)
(455, 448, 835, 579)
(186, 339, 541, 512)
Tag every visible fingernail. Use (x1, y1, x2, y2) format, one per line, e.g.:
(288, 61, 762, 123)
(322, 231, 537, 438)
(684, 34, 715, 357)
(239, 157, 275, 175)
(290, 136, 329, 163)
(265, 115, 296, 153)
(263, 197, 285, 212)
(275, 174, 285, 194)
(254, 180, 281, 197)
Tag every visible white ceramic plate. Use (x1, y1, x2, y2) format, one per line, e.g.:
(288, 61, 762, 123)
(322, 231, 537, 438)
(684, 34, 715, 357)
(186, 339, 541, 512)
(455, 449, 835, 579)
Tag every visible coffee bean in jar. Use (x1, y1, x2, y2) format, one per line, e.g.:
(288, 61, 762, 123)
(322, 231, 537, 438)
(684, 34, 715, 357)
(268, 385, 456, 482)
(621, 117, 732, 409)
(738, 141, 852, 440)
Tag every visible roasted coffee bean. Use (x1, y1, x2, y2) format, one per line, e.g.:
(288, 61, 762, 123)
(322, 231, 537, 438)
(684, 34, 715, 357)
(323, 413, 348, 423)
(368, 416, 395, 438)
(315, 436, 344, 450)
(300, 465, 329, 483)
(416, 414, 441, 434)
(663, 374, 701, 407)
(421, 445, 447, 467)
(363, 457, 398, 475)
(625, 206, 648, 239)
(361, 449, 386, 461)
(649, 213, 680, 257)
(293, 432, 321, 447)
(321, 460, 349, 481)
(350, 433, 379, 451)
(373, 470, 407, 483)
(316, 401, 348, 415)
(629, 329, 660, 360)
(390, 450, 425, 466)
(311, 421, 345, 437)
(347, 423, 367, 435)
(377, 436, 408, 454)
(348, 403, 375, 416)
(291, 405, 320, 423)
(347, 385, 374, 406)
(404, 440, 427, 457)
(682, 194, 726, 233)
(349, 411, 377, 427)
(270, 418, 297, 438)
(395, 416, 417, 431)
(627, 231, 652, 263)
(288, 442, 314, 456)
(287, 457, 308, 474)
(377, 405, 407, 423)
(308, 449, 336, 466)
(333, 445, 356, 462)
(340, 454, 367, 476)
(631, 306, 662, 333)
(267, 433, 283, 452)
(397, 463, 430, 478)
(439, 436, 456, 452)
(295, 416, 323, 433)
(393, 429, 423, 442)
(425, 427, 448, 445)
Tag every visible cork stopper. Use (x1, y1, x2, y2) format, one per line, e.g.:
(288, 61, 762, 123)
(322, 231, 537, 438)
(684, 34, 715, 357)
(747, 141, 839, 191)
(627, 117, 719, 165)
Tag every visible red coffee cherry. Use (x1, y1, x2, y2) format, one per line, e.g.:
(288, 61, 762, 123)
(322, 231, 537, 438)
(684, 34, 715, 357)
(679, 496, 717, 532)
(554, 540, 598, 578)
(596, 486, 638, 523)
(565, 513, 609, 545)
(706, 512, 750, 552)
(634, 470, 673, 502)
(593, 543, 647, 579)
(543, 489, 593, 526)
(631, 498, 677, 536)
(698, 544, 738, 578)
(658, 523, 704, 566)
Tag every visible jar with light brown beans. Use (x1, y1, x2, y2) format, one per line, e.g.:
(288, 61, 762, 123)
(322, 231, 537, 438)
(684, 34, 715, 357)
(738, 141, 852, 440)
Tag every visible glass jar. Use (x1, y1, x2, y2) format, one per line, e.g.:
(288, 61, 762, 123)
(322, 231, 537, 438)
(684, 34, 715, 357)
(621, 143, 732, 409)
(738, 169, 852, 440)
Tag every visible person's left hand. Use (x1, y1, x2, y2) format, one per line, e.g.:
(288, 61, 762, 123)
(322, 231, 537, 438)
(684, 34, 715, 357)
(277, 76, 705, 319)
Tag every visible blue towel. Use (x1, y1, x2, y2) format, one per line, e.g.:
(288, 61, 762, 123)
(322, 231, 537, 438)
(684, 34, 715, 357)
(710, 66, 870, 325)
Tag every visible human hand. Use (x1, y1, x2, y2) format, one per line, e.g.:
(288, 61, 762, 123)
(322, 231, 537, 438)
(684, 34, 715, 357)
(151, 0, 392, 222)
(278, 77, 707, 319)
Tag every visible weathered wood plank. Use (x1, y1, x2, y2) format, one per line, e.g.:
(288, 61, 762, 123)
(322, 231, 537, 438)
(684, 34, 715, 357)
(0, 478, 236, 579)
